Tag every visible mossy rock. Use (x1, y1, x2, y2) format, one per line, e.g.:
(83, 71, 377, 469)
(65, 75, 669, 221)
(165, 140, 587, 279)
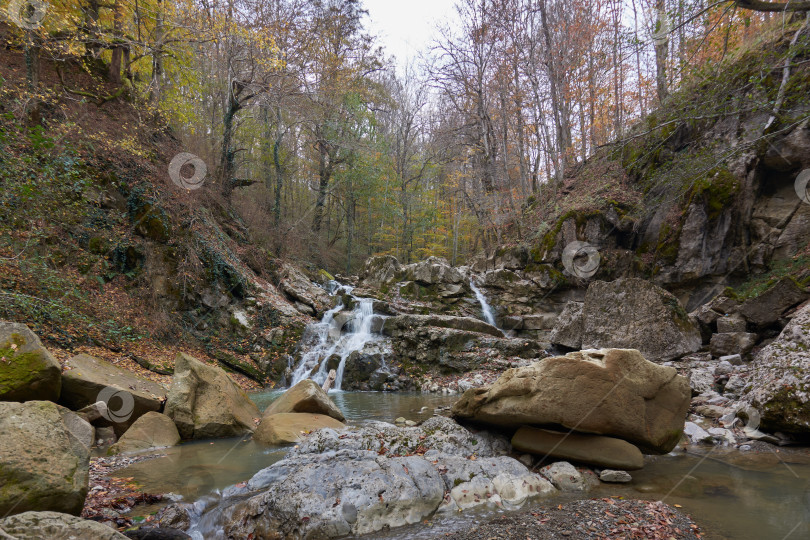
(0, 322, 61, 402)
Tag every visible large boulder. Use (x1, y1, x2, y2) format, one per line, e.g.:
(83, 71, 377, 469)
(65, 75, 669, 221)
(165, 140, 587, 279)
(0, 322, 61, 402)
(108, 412, 180, 455)
(59, 354, 167, 436)
(382, 314, 503, 338)
(548, 302, 583, 349)
(263, 379, 344, 422)
(738, 277, 808, 327)
(511, 427, 644, 470)
(254, 413, 345, 444)
(580, 278, 702, 362)
(452, 349, 690, 454)
(0, 401, 91, 516)
(403, 256, 464, 286)
(180, 417, 549, 538)
(164, 353, 259, 439)
(0, 511, 128, 539)
(742, 302, 810, 434)
(278, 264, 331, 316)
(361, 255, 402, 289)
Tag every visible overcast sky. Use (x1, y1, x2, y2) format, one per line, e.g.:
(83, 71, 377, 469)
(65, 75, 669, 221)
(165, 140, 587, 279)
(364, 0, 458, 69)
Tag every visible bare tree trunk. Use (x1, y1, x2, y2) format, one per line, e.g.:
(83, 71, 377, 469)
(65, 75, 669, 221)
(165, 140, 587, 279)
(654, 0, 669, 103)
(538, 0, 566, 183)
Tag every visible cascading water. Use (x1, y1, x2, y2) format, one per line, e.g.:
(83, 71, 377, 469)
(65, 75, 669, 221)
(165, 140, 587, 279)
(290, 285, 384, 391)
(469, 278, 498, 328)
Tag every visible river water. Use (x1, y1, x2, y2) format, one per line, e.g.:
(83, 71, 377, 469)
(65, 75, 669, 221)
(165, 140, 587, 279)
(115, 391, 810, 540)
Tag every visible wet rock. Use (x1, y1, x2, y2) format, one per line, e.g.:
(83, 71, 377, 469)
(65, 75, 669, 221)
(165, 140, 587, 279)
(452, 349, 690, 454)
(59, 354, 167, 436)
(548, 301, 583, 349)
(580, 279, 702, 362)
(710, 332, 758, 357)
(124, 528, 191, 539)
(254, 413, 345, 445)
(263, 379, 344, 422)
(278, 263, 331, 316)
(599, 470, 633, 483)
(108, 412, 180, 455)
(539, 462, 588, 492)
(742, 302, 810, 434)
(0, 401, 91, 516)
(0, 321, 62, 402)
(512, 427, 644, 470)
(0, 511, 128, 539)
(738, 277, 808, 327)
(164, 353, 259, 439)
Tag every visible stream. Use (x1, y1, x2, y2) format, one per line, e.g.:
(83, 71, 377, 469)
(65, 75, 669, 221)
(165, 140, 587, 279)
(113, 391, 810, 540)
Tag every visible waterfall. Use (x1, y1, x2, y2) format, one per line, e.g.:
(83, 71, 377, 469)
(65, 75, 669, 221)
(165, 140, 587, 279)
(290, 286, 383, 391)
(470, 279, 498, 328)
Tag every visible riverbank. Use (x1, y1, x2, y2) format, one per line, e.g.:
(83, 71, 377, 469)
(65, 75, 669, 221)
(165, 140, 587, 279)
(430, 498, 704, 540)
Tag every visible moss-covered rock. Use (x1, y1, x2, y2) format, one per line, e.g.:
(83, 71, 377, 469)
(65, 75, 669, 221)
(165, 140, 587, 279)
(0, 322, 61, 402)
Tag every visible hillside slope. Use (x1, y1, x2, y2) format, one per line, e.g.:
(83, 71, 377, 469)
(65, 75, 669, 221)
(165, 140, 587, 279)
(0, 24, 317, 386)
(501, 22, 810, 311)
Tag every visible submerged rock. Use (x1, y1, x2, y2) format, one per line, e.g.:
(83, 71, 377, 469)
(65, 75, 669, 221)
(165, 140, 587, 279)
(742, 302, 810, 434)
(0, 401, 91, 516)
(164, 353, 259, 439)
(0, 321, 62, 402)
(254, 413, 345, 445)
(511, 427, 644, 470)
(452, 349, 690, 454)
(263, 379, 345, 422)
(0, 511, 128, 539)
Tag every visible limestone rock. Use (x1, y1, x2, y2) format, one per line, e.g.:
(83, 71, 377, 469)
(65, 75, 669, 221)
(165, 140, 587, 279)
(738, 277, 808, 327)
(254, 413, 345, 444)
(59, 354, 167, 436)
(538, 462, 587, 492)
(709, 332, 758, 357)
(548, 302, 583, 349)
(683, 421, 712, 444)
(688, 368, 715, 396)
(0, 401, 91, 516)
(0, 511, 128, 539)
(108, 412, 180, 455)
(164, 353, 259, 439)
(599, 470, 632, 483)
(0, 321, 61, 402)
(511, 427, 644, 470)
(717, 314, 747, 333)
(361, 255, 402, 289)
(278, 263, 331, 316)
(382, 314, 503, 338)
(580, 279, 702, 362)
(452, 348, 690, 454)
(742, 303, 810, 433)
(263, 379, 345, 422)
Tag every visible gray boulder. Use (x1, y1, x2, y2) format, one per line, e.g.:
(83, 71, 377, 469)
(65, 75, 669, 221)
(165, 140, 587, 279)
(548, 301, 583, 349)
(164, 353, 259, 439)
(263, 379, 344, 422)
(187, 418, 550, 538)
(0, 401, 91, 516)
(580, 278, 702, 362)
(709, 332, 758, 357)
(742, 303, 810, 434)
(0, 511, 128, 539)
(738, 277, 808, 327)
(0, 321, 61, 402)
(59, 354, 167, 436)
(361, 255, 402, 289)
